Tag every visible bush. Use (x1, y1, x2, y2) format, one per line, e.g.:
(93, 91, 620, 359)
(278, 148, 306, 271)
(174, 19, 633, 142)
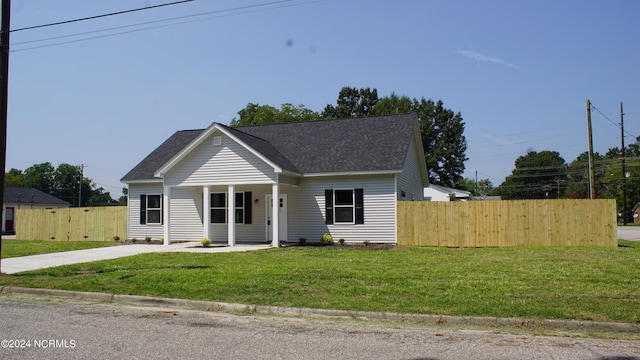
(145, 236, 152, 243)
(320, 233, 333, 246)
(338, 238, 345, 246)
(201, 238, 212, 247)
(112, 235, 120, 241)
(298, 237, 306, 246)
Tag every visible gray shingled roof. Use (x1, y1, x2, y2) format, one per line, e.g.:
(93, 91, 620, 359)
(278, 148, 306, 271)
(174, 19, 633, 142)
(4, 187, 71, 206)
(121, 113, 418, 182)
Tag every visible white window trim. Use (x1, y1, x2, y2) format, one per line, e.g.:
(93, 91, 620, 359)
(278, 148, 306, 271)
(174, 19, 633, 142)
(333, 189, 355, 225)
(146, 194, 163, 225)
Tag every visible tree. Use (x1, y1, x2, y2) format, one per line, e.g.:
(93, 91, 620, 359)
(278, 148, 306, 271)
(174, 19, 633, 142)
(5, 168, 23, 186)
(565, 151, 606, 199)
(87, 186, 118, 206)
(118, 187, 128, 206)
(372, 94, 468, 187)
(55, 163, 82, 205)
(230, 103, 319, 126)
(495, 150, 567, 200)
(23, 162, 55, 194)
(321, 86, 378, 118)
(458, 177, 494, 196)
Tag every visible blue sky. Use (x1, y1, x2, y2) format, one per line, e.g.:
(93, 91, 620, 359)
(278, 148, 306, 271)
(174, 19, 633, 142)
(5, 0, 640, 196)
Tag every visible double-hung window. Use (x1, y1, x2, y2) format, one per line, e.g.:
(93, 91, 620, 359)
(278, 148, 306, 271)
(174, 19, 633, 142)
(140, 194, 162, 224)
(210, 192, 252, 224)
(325, 188, 364, 224)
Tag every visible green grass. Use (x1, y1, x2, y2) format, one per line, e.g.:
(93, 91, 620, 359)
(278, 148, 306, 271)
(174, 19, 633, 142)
(1, 241, 639, 324)
(1, 240, 121, 258)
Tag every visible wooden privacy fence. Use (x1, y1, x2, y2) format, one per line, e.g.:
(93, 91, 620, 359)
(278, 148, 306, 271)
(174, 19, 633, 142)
(397, 199, 617, 247)
(16, 206, 127, 241)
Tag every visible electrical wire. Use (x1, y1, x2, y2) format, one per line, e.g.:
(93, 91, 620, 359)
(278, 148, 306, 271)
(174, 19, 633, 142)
(9, 0, 311, 53)
(10, 0, 195, 33)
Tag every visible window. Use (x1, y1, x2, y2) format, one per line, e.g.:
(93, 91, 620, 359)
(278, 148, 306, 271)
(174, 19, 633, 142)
(210, 192, 252, 224)
(325, 189, 363, 225)
(211, 193, 226, 223)
(334, 190, 354, 223)
(140, 194, 162, 225)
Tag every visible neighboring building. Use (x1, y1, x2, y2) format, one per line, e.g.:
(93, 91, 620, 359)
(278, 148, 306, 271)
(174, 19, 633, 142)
(424, 184, 471, 201)
(633, 202, 640, 224)
(2, 187, 71, 234)
(121, 114, 429, 246)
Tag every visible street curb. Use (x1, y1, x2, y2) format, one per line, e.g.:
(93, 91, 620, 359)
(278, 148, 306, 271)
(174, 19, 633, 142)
(2, 286, 639, 334)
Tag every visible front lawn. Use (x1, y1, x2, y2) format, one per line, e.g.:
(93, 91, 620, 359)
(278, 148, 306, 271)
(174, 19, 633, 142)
(0, 241, 638, 323)
(1, 240, 121, 258)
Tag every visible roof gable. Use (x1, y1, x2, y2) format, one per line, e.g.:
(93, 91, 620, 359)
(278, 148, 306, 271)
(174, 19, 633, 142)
(122, 113, 424, 182)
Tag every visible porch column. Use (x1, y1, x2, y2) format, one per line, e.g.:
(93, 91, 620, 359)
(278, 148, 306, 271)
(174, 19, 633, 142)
(271, 181, 279, 248)
(163, 186, 171, 246)
(203, 185, 210, 240)
(228, 184, 235, 246)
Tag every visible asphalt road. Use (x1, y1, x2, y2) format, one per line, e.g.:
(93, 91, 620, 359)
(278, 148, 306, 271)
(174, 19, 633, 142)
(618, 226, 640, 241)
(0, 294, 638, 360)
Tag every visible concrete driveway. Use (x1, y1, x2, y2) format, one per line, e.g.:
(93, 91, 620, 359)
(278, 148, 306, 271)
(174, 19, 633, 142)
(1, 242, 271, 274)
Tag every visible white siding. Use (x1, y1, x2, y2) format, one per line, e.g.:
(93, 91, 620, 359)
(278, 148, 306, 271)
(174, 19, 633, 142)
(288, 175, 397, 244)
(164, 132, 277, 187)
(396, 136, 425, 201)
(168, 187, 203, 241)
(128, 183, 164, 241)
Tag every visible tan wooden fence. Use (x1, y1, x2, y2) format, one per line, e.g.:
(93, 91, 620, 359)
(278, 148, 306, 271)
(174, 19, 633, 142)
(397, 199, 617, 247)
(16, 206, 127, 241)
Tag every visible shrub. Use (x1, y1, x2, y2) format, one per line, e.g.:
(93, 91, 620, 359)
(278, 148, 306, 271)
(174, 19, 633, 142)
(363, 240, 370, 247)
(320, 233, 333, 246)
(298, 237, 306, 246)
(338, 238, 345, 246)
(112, 235, 120, 241)
(201, 238, 212, 247)
(145, 236, 152, 243)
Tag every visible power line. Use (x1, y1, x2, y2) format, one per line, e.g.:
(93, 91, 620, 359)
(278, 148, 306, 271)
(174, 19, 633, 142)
(10, 0, 307, 53)
(591, 103, 637, 139)
(9, 0, 195, 33)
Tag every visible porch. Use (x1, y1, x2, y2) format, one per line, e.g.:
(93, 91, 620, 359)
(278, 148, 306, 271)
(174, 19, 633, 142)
(161, 182, 289, 247)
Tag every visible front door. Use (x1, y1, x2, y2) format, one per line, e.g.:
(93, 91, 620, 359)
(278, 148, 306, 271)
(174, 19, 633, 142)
(266, 194, 287, 242)
(4, 207, 14, 233)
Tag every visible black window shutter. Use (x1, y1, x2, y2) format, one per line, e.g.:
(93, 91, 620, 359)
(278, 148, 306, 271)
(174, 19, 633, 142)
(160, 194, 164, 225)
(140, 194, 147, 224)
(244, 191, 252, 224)
(355, 188, 364, 224)
(325, 189, 333, 224)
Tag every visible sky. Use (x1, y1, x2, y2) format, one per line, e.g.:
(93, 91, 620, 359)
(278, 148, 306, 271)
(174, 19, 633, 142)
(4, 0, 640, 197)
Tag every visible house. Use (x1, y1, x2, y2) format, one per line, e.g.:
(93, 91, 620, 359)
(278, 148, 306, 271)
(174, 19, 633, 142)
(424, 184, 471, 201)
(2, 187, 71, 234)
(633, 202, 640, 223)
(121, 113, 429, 247)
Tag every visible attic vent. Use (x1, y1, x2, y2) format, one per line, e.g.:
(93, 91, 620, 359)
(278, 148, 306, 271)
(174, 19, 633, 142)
(213, 136, 222, 146)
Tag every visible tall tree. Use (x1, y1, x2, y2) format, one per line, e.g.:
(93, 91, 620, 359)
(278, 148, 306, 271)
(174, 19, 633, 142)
(321, 86, 378, 118)
(372, 94, 468, 187)
(5, 168, 23, 186)
(23, 162, 55, 194)
(54, 163, 82, 206)
(565, 151, 606, 199)
(495, 150, 567, 200)
(230, 103, 319, 126)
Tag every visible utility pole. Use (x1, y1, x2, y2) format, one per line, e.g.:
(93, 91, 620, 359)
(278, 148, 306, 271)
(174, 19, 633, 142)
(621, 102, 627, 225)
(586, 100, 596, 199)
(475, 170, 478, 196)
(78, 164, 84, 207)
(0, 0, 11, 274)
